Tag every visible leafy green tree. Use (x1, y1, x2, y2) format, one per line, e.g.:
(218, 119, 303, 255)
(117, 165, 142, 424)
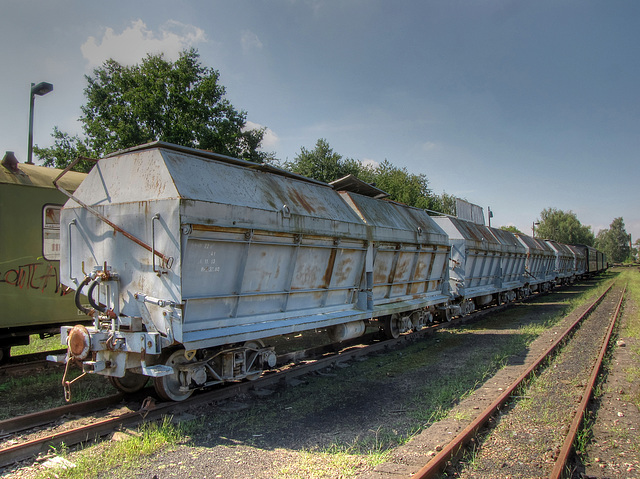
(286, 139, 442, 210)
(372, 160, 433, 209)
(534, 208, 595, 245)
(500, 225, 523, 234)
(283, 139, 364, 183)
(33, 126, 94, 172)
(425, 192, 457, 216)
(595, 217, 632, 263)
(284, 138, 465, 213)
(35, 49, 271, 172)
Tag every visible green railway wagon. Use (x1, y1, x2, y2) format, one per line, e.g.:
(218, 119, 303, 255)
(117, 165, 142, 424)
(1, 153, 86, 362)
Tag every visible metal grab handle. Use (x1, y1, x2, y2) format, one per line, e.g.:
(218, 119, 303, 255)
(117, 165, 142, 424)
(152, 214, 161, 274)
(68, 219, 77, 284)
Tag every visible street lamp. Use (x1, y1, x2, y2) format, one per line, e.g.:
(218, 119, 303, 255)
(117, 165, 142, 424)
(27, 81, 54, 165)
(532, 221, 540, 238)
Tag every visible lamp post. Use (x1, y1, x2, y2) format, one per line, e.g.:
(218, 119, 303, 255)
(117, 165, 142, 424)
(27, 81, 54, 165)
(532, 221, 540, 238)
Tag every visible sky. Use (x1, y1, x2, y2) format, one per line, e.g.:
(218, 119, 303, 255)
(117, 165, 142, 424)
(1, 1, 639, 242)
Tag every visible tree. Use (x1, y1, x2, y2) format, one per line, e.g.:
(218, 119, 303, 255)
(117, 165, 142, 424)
(534, 208, 595, 245)
(595, 217, 632, 263)
(35, 49, 272, 171)
(500, 225, 523, 234)
(371, 160, 435, 210)
(283, 139, 364, 183)
(33, 126, 94, 172)
(426, 192, 457, 216)
(285, 139, 444, 210)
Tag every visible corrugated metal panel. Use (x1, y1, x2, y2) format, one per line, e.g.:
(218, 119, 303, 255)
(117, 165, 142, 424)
(515, 234, 557, 284)
(433, 216, 526, 299)
(338, 192, 450, 310)
(455, 198, 485, 225)
(545, 240, 575, 278)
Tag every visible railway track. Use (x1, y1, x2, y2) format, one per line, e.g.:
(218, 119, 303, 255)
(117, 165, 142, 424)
(408, 282, 625, 479)
(0, 349, 66, 378)
(0, 280, 603, 471)
(0, 294, 517, 469)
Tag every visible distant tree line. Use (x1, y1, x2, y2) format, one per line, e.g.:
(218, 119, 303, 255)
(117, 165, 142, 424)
(500, 210, 635, 263)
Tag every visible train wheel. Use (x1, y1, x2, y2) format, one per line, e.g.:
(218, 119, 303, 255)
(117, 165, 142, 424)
(109, 371, 148, 394)
(244, 340, 265, 381)
(154, 349, 194, 402)
(382, 315, 400, 339)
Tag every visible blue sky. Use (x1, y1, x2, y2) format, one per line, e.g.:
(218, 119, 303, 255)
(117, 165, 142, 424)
(1, 1, 638, 241)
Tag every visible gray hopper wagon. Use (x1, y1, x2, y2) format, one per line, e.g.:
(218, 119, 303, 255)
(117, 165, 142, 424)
(431, 216, 527, 315)
(54, 142, 451, 400)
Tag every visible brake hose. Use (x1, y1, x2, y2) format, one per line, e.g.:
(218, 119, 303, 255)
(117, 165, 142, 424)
(75, 276, 92, 315)
(87, 278, 106, 312)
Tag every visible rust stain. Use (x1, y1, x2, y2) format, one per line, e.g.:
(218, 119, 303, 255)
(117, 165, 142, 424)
(322, 248, 338, 287)
(289, 188, 317, 213)
(334, 255, 355, 285)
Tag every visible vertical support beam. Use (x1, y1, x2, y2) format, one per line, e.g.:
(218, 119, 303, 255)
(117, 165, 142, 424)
(320, 238, 340, 308)
(231, 230, 253, 318)
(281, 234, 302, 312)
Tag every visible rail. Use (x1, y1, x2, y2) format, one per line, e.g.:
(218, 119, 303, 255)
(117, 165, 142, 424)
(411, 283, 615, 479)
(549, 283, 626, 478)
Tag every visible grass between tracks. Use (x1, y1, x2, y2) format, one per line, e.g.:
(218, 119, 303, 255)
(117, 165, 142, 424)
(26, 275, 615, 479)
(10, 334, 62, 356)
(0, 369, 115, 420)
(622, 268, 640, 411)
(32, 417, 196, 479)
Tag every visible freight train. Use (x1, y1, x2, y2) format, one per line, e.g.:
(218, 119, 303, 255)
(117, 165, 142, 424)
(0, 152, 87, 363)
(48, 142, 606, 401)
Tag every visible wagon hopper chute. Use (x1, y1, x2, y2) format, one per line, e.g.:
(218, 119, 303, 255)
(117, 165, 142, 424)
(544, 239, 577, 284)
(337, 188, 451, 337)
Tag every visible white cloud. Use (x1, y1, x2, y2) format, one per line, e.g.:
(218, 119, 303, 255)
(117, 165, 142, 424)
(361, 157, 380, 168)
(241, 30, 263, 53)
(244, 121, 279, 150)
(81, 19, 206, 69)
